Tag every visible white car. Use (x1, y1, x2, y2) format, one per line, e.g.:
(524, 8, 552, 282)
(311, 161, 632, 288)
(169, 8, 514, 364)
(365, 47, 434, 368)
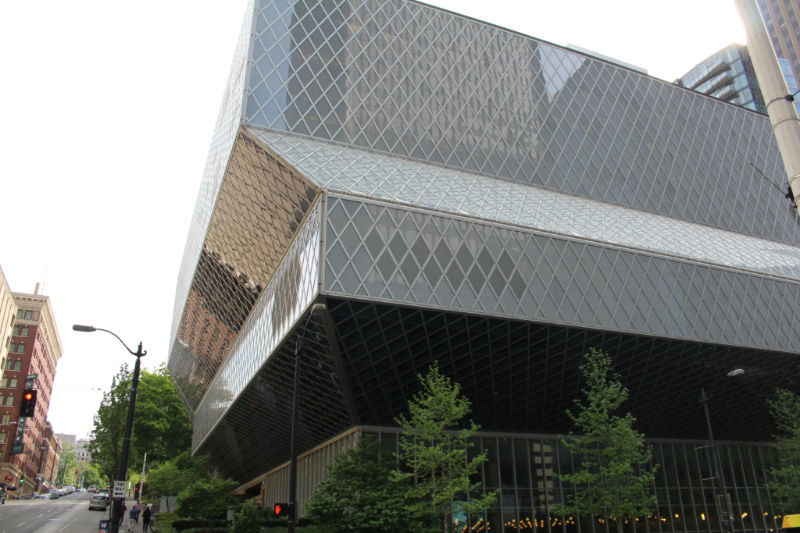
(34, 492, 50, 500)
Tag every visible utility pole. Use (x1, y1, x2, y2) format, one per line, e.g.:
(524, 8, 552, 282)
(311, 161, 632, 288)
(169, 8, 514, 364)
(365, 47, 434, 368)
(735, 0, 800, 212)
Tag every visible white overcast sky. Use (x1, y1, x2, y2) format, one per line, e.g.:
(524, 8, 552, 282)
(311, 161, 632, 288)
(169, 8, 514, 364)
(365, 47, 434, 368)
(0, 0, 747, 439)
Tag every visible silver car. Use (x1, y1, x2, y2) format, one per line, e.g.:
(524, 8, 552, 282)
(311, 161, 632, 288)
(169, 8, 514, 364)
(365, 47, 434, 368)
(88, 493, 109, 511)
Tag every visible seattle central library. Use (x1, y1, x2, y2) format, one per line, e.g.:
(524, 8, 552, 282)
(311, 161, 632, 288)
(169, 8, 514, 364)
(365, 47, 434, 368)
(168, 0, 800, 531)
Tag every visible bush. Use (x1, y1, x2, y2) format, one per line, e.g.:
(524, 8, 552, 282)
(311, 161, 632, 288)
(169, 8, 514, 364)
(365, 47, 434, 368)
(153, 511, 178, 533)
(231, 501, 263, 533)
(171, 518, 228, 531)
(175, 478, 238, 520)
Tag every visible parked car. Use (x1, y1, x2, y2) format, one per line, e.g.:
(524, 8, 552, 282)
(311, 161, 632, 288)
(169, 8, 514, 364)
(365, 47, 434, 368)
(88, 493, 109, 511)
(34, 492, 50, 500)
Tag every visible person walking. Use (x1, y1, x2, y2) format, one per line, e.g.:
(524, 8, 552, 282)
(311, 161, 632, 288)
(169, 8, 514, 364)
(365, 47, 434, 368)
(127, 504, 139, 533)
(142, 503, 152, 532)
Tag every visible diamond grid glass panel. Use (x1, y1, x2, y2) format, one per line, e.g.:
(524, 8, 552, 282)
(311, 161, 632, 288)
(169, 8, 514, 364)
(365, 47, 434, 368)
(251, 128, 800, 282)
(169, 130, 321, 414)
(193, 202, 322, 448)
(323, 298, 796, 444)
(244, 0, 797, 245)
(325, 196, 800, 353)
(170, 0, 800, 503)
(172, 1, 255, 346)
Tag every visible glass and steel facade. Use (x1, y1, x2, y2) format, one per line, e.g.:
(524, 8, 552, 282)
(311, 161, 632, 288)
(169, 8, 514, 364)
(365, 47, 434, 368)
(169, 1, 800, 530)
(255, 427, 785, 533)
(676, 45, 767, 114)
(676, 43, 800, 117)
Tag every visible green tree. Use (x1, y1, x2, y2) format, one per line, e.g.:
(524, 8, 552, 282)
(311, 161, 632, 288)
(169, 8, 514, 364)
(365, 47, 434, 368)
(231, 501, 265, 533)
(305, 436, 418, 532)
(88, 364, 130, 483)
(88, 364, 192, 484)
(394, 363, 496, 533)
(146, 452, 208, 510)
(768, 388, 800, 511)
(176, 477, 238, 519)
(555, 348, 657, 532)
(55, 446, 79, 486)
(79, 463, 104, 489)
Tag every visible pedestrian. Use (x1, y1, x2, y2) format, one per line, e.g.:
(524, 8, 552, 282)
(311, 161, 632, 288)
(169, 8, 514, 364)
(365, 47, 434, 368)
(142, 503, 152, 532)
(1, 485, 6, 504)
(128, 504, 139, 532)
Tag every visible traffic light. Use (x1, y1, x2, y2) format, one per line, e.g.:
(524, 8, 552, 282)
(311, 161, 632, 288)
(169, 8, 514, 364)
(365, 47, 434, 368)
(5, 475, 11, 483)
(20, 389, 37, 417)
(19, 476, 23, 486)
(273, 502, 289, 517)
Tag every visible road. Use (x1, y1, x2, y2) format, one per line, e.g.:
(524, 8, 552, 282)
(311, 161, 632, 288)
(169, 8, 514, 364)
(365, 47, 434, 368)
(0, 491, 116, 533)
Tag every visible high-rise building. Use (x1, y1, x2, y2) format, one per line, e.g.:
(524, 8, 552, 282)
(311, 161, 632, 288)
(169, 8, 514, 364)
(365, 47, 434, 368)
(676, 44, 767, 113)
(676, 43, 800, 116)
(0, 288, 63, 496)
(39, 423, 60, 489)
(0, 266, 17, 404)
(169, 1, 800, 531)
(756, 0, 800, 93)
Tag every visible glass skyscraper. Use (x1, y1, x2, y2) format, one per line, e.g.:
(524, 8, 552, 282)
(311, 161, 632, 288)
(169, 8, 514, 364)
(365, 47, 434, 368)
(169, 1, 800, 531)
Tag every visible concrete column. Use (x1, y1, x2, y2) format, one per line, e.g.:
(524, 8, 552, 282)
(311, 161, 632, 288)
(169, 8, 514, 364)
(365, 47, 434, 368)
(735, 0, 800, 210)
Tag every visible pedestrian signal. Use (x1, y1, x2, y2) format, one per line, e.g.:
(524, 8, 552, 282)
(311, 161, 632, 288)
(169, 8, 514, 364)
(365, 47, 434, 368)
(273, 502, 289, 517)
(20, 389, 37, 417)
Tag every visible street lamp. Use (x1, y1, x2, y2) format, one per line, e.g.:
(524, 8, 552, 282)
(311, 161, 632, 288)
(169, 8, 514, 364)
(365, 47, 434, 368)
(700, 368, 743, 533)
(73, 324, 146, 533)
(288, 303, 326, 533)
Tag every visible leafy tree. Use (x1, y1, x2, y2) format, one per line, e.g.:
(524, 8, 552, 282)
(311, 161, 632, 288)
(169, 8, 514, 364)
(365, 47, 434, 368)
(555, 348, 657, 532)
(176, 477, 238, 519)
(55, 446, 78, 486)
(133, 364, 193, 461)
(305, 436, 418, 532)
(768, 388, 800, 511)
(80, 463, 104, 489)
(88, 363, 192, 484)
(146, 451, 209, 510)
(231, 501, 264, 533)
(87, 364, 130, 483)
(394, 363, 496, 533)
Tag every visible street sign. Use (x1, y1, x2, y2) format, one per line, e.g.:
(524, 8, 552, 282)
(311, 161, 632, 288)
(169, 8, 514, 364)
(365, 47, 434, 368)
(113, 480, 126, 499)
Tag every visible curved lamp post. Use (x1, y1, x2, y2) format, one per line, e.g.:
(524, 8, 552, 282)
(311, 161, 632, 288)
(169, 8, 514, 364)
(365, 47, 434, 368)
(73, 324, 146, 533)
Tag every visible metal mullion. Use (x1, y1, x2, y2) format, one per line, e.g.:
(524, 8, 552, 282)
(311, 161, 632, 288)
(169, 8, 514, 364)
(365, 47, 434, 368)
(692, 443, 714, 533)
(511, 437, 521, 533)
(679, 442, 701, 533)
(745, 445, 767, 533)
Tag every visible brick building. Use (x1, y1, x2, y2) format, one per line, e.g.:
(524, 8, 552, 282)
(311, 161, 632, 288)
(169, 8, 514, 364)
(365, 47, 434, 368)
(0, 287, 63, 495)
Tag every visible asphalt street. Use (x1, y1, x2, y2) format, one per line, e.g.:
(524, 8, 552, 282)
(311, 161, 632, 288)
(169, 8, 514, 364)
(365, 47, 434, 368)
(0, 492, 116, 533)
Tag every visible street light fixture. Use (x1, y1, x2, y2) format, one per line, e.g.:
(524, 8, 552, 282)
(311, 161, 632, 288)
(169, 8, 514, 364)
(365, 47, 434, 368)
(700, 368, 743, 533)
(73, 324, 146, 533)
(287, 303, 326, 533)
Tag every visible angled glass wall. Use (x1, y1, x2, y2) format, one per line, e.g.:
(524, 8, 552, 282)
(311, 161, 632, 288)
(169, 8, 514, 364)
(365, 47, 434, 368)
(244, 0, 796, 245)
